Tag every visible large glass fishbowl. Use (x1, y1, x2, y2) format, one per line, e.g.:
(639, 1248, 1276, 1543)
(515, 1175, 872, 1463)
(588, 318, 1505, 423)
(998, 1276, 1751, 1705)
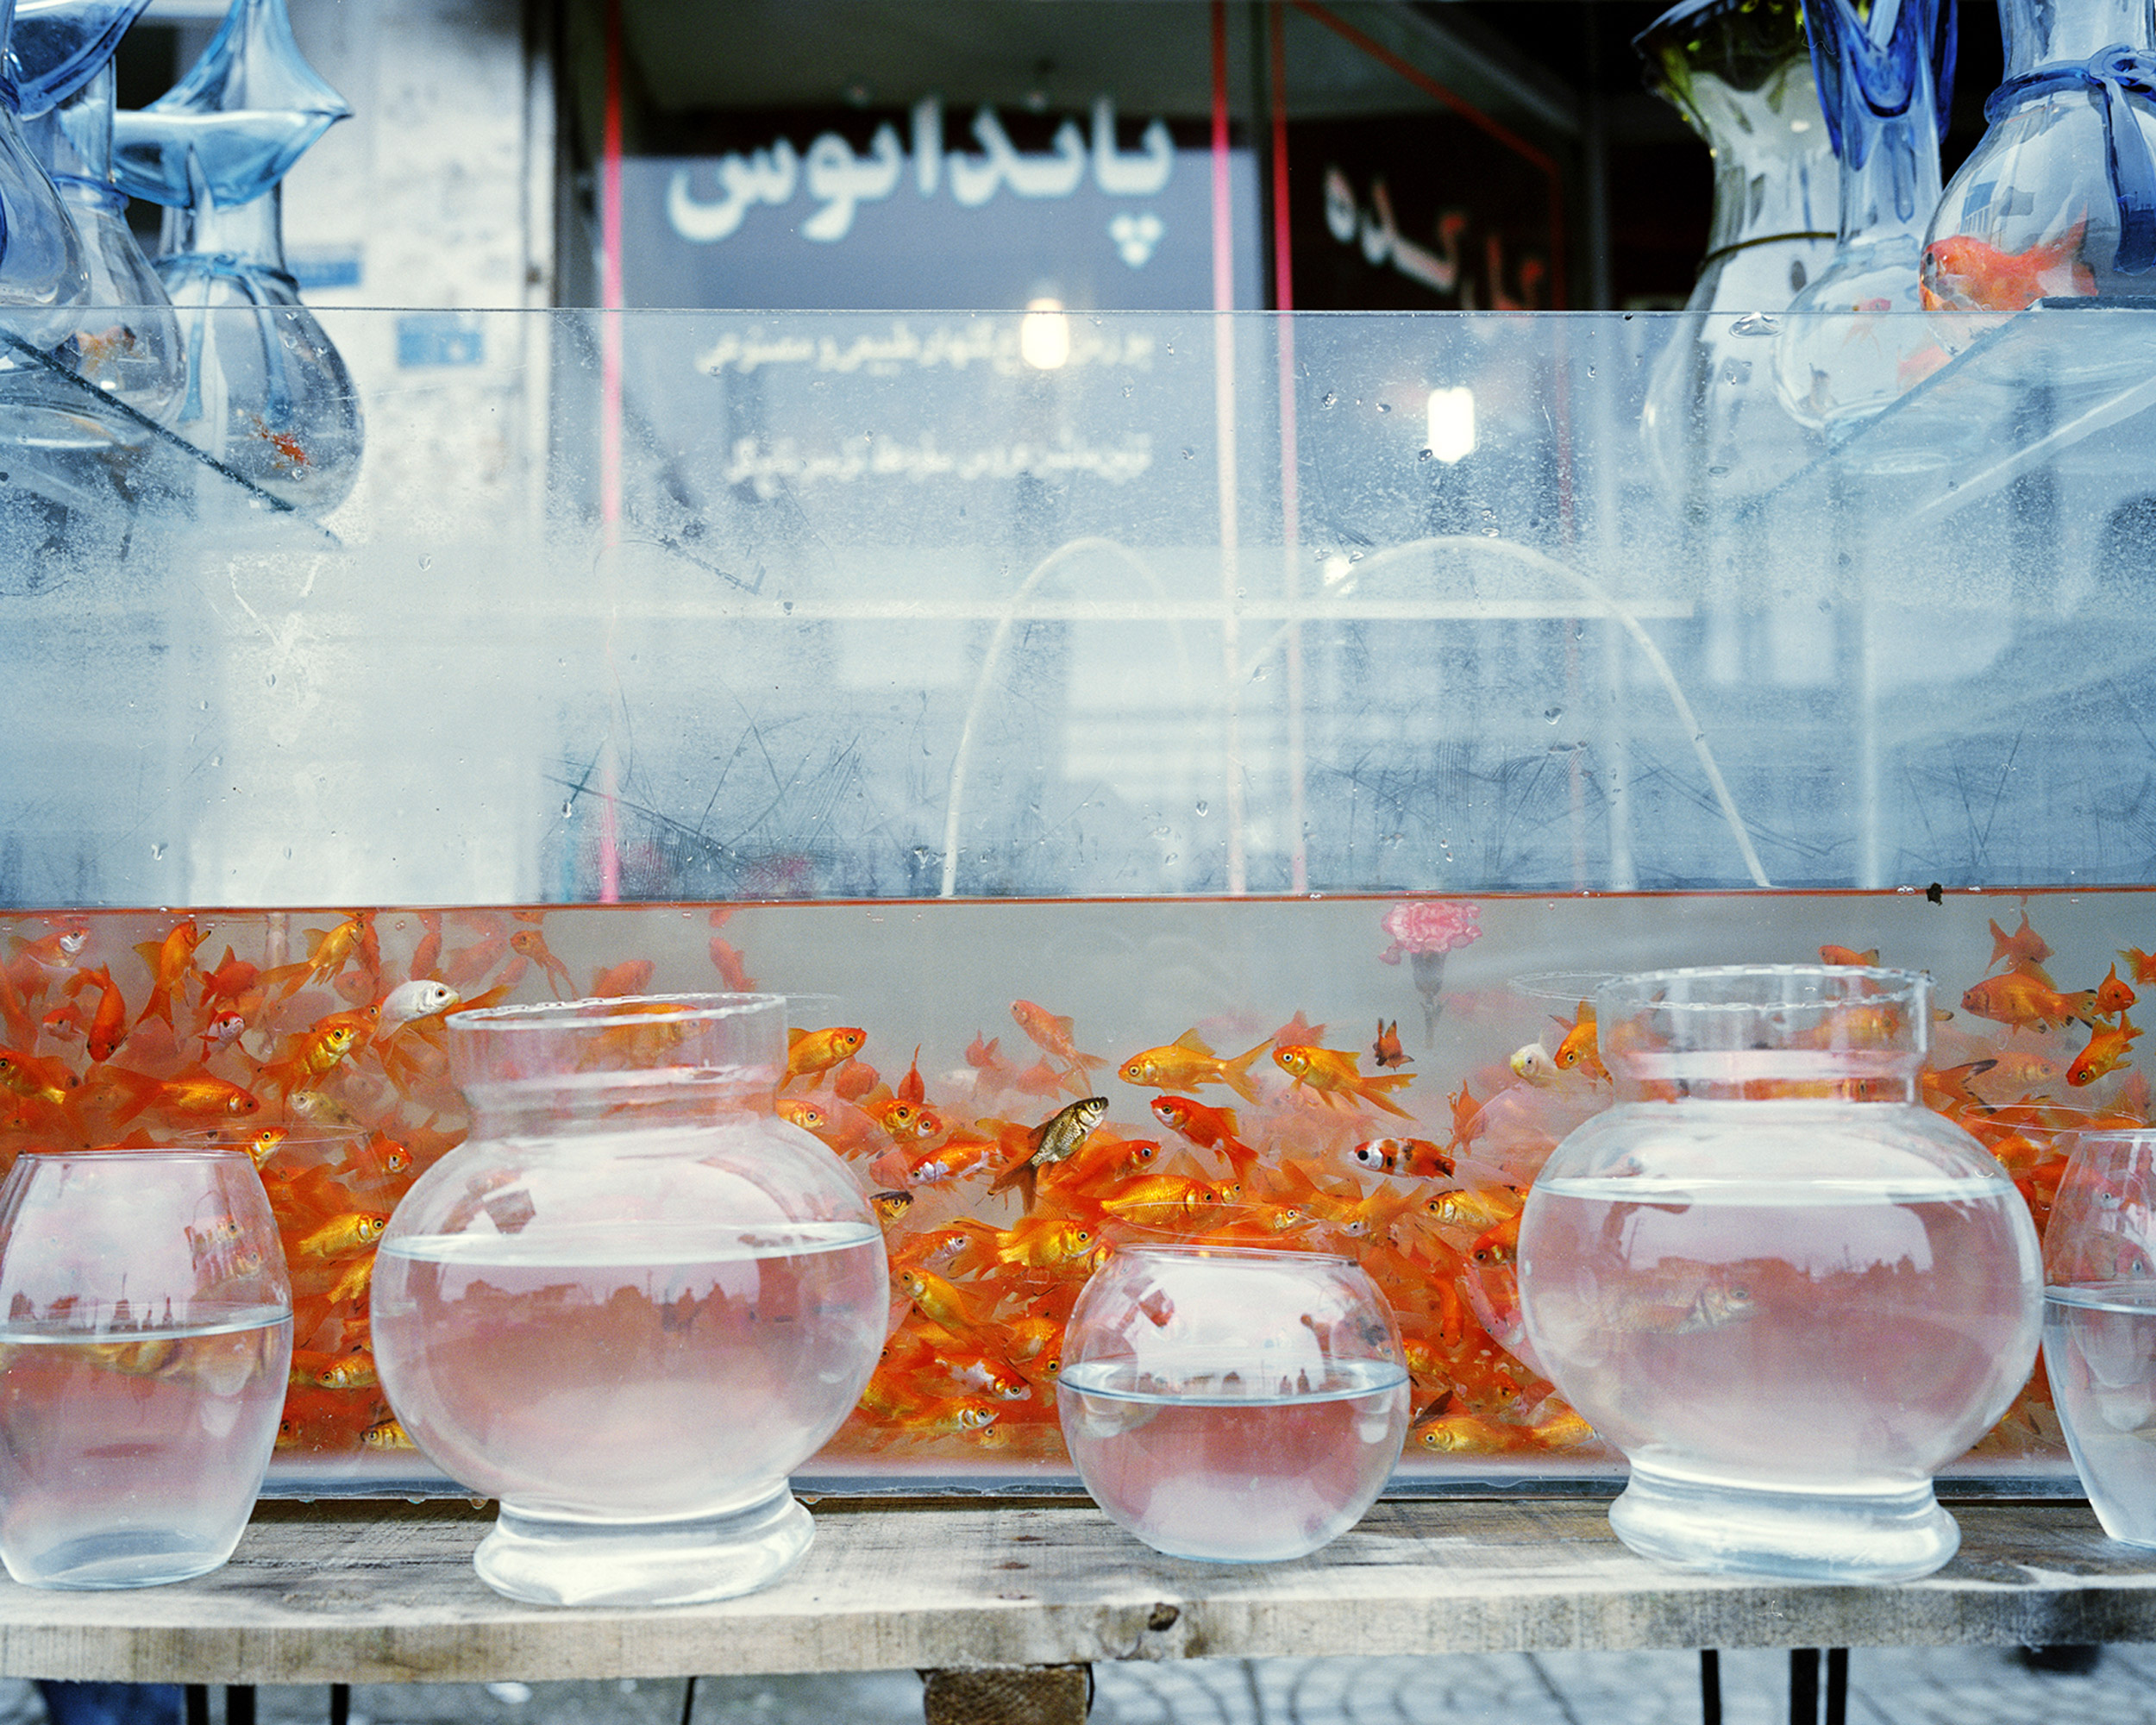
(1, 298, 2150, 1499)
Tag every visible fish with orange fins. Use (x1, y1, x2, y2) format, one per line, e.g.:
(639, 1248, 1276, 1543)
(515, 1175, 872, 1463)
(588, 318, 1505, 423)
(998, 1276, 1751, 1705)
(784, 1026, 866, 1086)
(987, 1095, 1108, 1213)
(1116, 1029, 1269, 1103)
(1921, 219, 2095, 314)
(2070, 1013, 2143, 1088)
(2096, 963, 2139, 1020)
(1011, 1000, 1103, 1081)
(1550, 1003, 1609, 1084)
(1819, 944, 1880, 967)
(1961, 963, 2098, 1034)
(1371, 1020, 1413, 1070)
(1149, 1094, 1258, 1181)
(1351, 1137, 1454, 1180)
(68, 965, 128, 1063)
(1989, 911, 2053, 970)
(1273, 1038, 1416, 1119)
(103, 1068, 260, 1123)
(0, 1044, 80, 1109)
(506, 928, 574, 999)
(131, 918, 204, 1029)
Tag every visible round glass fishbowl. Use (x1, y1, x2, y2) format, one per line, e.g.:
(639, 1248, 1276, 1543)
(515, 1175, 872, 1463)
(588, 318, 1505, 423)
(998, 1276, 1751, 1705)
(1059, 1243, 1410, 1563)
(371, 994, 887, 1607)
(1518, 965, 2041, 1582)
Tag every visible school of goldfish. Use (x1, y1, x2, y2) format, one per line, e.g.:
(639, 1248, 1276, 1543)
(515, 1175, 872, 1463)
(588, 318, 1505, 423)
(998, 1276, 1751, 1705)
(0, 897, 2141, 1478)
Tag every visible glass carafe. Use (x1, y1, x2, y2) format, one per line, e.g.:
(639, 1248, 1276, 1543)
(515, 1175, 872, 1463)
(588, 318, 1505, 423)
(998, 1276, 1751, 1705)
(1924, 0, 2154, 322)
(1773, 0, 1956, 430)
(1519, 965, 2041, 1582)
(371, 994, 887, 1608)
(1636, 0, 1839, 499)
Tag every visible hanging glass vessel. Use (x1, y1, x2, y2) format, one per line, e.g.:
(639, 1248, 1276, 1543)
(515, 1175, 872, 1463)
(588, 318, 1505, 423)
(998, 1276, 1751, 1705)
(0, 0, 87, 375)
(7, 0, 152, 119)
(1923, 0, 2154, 327)
(18, 62, 186, 442)
(1772, 0, 1957, 431)
(1636, 0, 1840, 499)
(109, 0, 360, 512)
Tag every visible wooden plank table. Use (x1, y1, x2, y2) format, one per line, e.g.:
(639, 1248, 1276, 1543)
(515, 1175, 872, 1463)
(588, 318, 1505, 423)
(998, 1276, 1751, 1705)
(0, 1498, 2148, 1689)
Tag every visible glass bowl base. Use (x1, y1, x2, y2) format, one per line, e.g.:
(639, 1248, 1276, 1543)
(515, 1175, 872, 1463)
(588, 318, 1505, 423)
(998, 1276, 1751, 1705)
(475, 1489, 813, 1607)
(1608, 1463, 1959, 1583)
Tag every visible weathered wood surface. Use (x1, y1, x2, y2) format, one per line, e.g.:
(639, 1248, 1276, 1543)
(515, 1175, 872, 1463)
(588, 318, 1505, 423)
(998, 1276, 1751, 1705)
(0, 1499, 2153, 1684)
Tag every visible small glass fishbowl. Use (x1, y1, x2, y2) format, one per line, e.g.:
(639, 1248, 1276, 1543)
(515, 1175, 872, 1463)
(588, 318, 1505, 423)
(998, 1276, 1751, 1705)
(370, 993, 887, 1607)
(1518, 965, 2043, 1582)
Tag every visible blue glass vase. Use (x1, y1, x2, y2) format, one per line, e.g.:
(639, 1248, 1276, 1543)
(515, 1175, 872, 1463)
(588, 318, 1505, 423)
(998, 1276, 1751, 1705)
(7, 0, 152, 120)
(110, 0, 359, 512)
(1773, 0, 1958, 430)
(1923, 0, 2154, 325)
(0, 0, 84, 329)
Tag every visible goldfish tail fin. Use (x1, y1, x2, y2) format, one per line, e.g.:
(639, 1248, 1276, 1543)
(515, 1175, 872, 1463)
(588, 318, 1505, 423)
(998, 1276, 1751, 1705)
(1221, 1041, 1269, 1105)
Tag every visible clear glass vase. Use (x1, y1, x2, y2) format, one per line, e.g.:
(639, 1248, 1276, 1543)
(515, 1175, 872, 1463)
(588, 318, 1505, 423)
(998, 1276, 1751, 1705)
(1635, 0, 1840, 499)
(1923, 0, 2154, 324)
(1519, 965, 2041, 1582)
(1772, 0, 1956, 430)
(371, 994, 888, 1608)
(1059, 1242, 1410, 1563)
(0, 1145, 292, 1589)
(2041, 1126, 2156, 1544)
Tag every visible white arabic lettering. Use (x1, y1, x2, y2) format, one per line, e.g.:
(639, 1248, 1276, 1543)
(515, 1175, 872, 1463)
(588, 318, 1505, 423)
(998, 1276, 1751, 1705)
(693, 319, 1156, 379)
(665, 97, 1175, 245)
(1327, 164, 1468, 298)
(667, 141, 799, 243)
(724, 431, 1155, 498)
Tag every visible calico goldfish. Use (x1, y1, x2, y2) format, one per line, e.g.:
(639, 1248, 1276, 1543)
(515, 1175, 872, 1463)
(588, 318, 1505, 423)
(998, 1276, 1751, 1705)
(197, 1011, 247, 1057)
(1116, 1028, 1267, 1102)
(2070, 1013, 2143, 1088)
(1273, 1041, 1415, 1118)
(1148, 1095, 1257, 1179)
(785, 1026, 866, 1083)
(1921, 220, 2094, 314)
(1351, 1137, 1455, 1180)
(987, 1095, 1108, 1211)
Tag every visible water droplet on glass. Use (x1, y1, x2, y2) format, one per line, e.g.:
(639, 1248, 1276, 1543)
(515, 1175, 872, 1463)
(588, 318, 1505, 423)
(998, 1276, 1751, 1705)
(149, 844, 166, 861)
(1731, 311, 1781, 337)
(561, 802, 574, 819)
(1418, 448, 1434, 461)
(419, 554, 435, 572)
(1377, 401, 1391, 413)
(1586, 364, 1596, 379)
(1181, 448, 1195, 461)
(1194, 801, 1209, 817)
(1544, 706, 1564, 724)
(1707, 464, 1732, 478)
(1321, 392, 1338, 408)
(266, 673, 277, 687)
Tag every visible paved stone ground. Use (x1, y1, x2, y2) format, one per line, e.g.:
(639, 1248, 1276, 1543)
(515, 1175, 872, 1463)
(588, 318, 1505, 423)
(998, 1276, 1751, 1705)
(14, 1643, 2156, 1725)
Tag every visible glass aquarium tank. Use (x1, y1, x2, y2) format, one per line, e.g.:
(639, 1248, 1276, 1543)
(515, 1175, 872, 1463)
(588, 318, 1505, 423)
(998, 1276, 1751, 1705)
(0, 302, 2152, 1497)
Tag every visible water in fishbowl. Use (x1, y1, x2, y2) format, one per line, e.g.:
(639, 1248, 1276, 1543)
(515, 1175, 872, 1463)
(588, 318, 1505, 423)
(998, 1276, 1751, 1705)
(1058, 1356, 1409, 1561)
(0, 1308, 291, 1588)
(371, 1217, 887, 1515)
(1522, 1172, 2040, 1492)
(2045, 1283, 2156, 1546)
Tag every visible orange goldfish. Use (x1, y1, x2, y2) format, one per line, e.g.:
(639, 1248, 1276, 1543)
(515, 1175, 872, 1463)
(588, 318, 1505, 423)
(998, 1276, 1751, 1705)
(2122, 947, 2156, 986)
(2097, 963, 2139, 1019)
(197, 1011, 247, 1057)
(1116, 1029, 1267, 1102)
(775, 1097, 830, 1133)
(1921, 220, 2094, 314)
(1351, 1137, 1455, 1180)
(292, 1212, 388, 1259)
(1470, 1211, 1522, 1269)
(1445, 1081, 1485, 1150)
(274, 913, 375, 994)
(131, 919, 203, 1029)
(1819, 944, 1880, 967)
(1551, 1003, 1609, 1083)
(897, 1266, 987, 1333)
(1424, 1188, 1520, 1233)
(360, 1416, 416, 1452)
(873, 1134, 998, 1188)
(708, 931, 756, 992)
(106, 1067, 260, 1122)
(409, 912, 444, 982)
(506, 927, 573, 998)
(835, 1058, 878, 1102)
(40, 1002, 83, 1042)
(1272, 1040, 1416, 1119)
(1990, 912, 2053, 970)
(965, 1033, 1006, 1074)
(256, 1023, 359, 1097)
(326, 1253, 377, 1308)
(1097, 1174, 1232, 1222)
(590, 959, 655, 998)
(785, 1026, 866, 1084)
(1415, 1411, 1532, 1454)
(1011, 1000, 1102, 1078)
(198, 946, 260, 1012)
(971, 1215, 1098, 1270)
(870, 1189, 914, 1223)
(70, 965, 127, 1063)
(0, 1044, 79, 1107)
(2069, 1013, 2143, 1088)
(1371, 1019, 1413, 1070)
(1148, 1095, 1257, 1179)
(1960, 964, 2097, 1033)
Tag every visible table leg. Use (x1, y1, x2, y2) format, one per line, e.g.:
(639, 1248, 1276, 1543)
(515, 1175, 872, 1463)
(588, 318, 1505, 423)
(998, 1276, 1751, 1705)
(184, 1690, 207, 1725)
(919, 1665, 1092, 1725)
(329, 1684, 350, 1725)
(1700, 1650, 1721, 1725)
(1824, 1649, 1846, 1725)
(1789, 1649, 1818, 1725)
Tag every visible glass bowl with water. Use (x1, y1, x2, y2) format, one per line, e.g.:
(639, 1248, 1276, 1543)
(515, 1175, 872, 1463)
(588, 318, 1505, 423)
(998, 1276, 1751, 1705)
(0, 1145, 293, 1588)
(1059, 1242, 1411, 1562)
(1518, 964, 2042, 1582)
(371, 994, 887, 1607)
(2042, 1126, 2156, 1544)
